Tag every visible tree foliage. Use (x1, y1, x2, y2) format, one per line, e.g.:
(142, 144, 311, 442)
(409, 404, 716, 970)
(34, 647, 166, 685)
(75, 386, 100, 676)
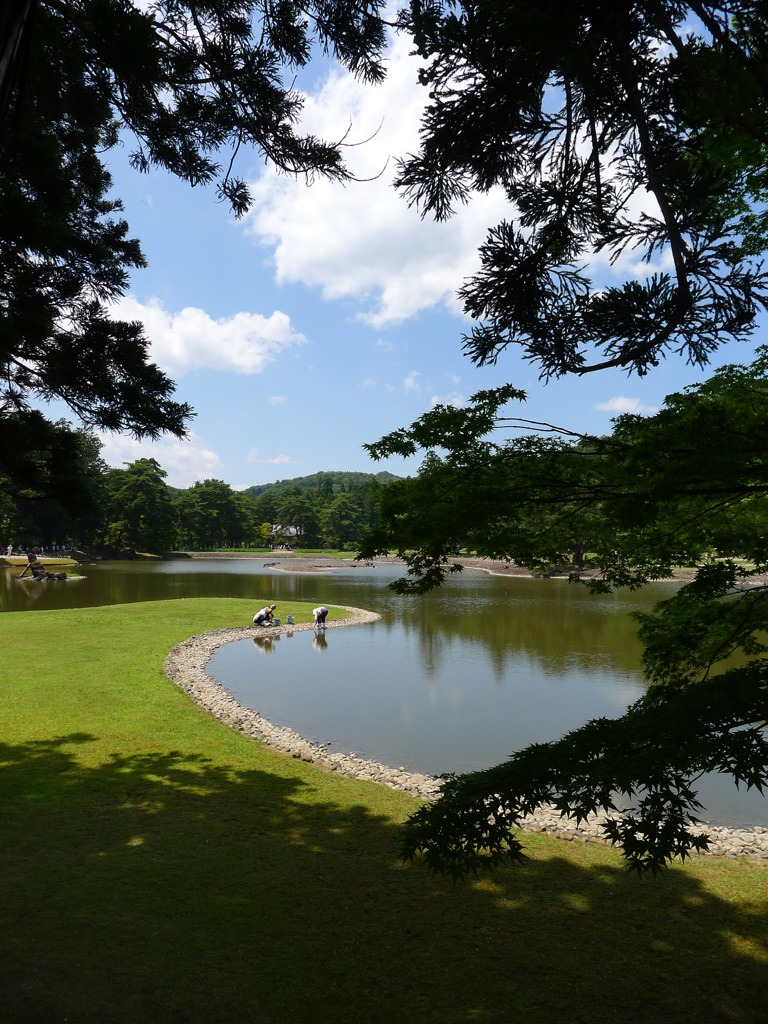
(4, 460, 385, 553)
(352, 0, 768, 877)
(0, 415, 107, 545)
(99, 458, 176, 553)
(244, 470, 400, 499)
(365, 351, 768, 594)
(362, 350, 768, 874)
(172, 479, 255, 550)
(275, 487, 322, 546)
(0, 0, 388, 487)
(321, 492, 365, 548)
(396, 0, 768, 377)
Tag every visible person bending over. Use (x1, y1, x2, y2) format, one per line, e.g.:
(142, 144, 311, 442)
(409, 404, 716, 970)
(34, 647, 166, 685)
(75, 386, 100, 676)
(253, 603, 277, 626)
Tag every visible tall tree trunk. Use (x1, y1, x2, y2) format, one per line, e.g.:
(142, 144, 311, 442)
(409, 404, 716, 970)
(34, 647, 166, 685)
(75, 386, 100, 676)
(0, 0, 38, 123)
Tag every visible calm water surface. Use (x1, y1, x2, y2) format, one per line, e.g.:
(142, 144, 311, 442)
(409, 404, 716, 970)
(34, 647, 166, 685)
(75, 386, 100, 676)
(3, 556, 764, 827)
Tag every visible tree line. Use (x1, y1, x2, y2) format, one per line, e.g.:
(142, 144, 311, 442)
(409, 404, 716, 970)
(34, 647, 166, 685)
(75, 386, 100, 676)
(0, 428, 386, 554)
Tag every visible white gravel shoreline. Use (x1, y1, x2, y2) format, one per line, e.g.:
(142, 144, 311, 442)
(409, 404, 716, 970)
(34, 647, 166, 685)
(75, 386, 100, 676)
(164, 608, 768, 861)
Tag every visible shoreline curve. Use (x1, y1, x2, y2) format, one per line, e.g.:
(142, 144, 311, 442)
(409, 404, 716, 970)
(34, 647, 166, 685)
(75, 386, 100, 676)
(164, 608, 768, 862)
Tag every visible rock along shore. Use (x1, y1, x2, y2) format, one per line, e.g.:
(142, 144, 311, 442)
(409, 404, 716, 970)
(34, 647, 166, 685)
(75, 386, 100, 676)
(164, 610, 768, 862)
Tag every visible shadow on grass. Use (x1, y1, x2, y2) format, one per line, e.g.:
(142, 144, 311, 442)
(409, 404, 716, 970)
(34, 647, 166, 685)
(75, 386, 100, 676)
(2, 735, 767, 1024)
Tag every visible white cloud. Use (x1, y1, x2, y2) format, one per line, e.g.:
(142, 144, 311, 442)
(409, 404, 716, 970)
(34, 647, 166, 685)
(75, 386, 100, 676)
(430, 392, 465, 408)
(361, 377, 376, 388)
(242, 33, 681, 326)
(595, 396, 659, 415)
(403, 371, 421, 393)
(97, 431, 222, 489)
(245, 32, 509, 327)
(246, 449, 296, 465)
(113, 296, 306, 376)
(267, 395, 287, 405)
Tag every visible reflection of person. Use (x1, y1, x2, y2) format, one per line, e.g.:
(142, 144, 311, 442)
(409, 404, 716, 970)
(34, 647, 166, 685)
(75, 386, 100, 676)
(312, 606, 328, 627)
(253, 603, 277, 626)
(312, 632, 328, 651)
(253, 636, 275, 653)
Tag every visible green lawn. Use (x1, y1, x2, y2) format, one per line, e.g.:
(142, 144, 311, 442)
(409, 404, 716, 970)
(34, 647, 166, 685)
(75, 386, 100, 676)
(2, 598, 768, 1023)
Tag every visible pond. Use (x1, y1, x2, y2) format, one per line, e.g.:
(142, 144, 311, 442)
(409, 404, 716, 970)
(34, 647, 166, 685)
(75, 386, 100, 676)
(2, 556, 764, 827)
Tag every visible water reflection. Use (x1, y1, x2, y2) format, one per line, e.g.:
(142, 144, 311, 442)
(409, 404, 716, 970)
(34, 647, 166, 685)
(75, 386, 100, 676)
(391, 582, 646, 683)
(2, 558, 765, 826)
(213, 618, 647, 786)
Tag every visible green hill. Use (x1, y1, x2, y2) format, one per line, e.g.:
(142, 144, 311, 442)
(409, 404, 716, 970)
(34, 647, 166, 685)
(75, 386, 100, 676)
(244, 470, 401, 498)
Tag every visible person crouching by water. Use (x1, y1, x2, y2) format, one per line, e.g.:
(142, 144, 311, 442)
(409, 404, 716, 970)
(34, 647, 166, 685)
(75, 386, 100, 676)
(313, 606, 328, 628)
(253, 603, 277, 626)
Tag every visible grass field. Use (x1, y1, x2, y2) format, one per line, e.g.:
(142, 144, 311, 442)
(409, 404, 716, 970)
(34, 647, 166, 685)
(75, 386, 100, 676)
(2, 598, 768, 1024)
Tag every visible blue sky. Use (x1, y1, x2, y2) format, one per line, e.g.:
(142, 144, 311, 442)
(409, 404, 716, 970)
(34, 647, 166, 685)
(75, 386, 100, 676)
(84, 27, 757, 490)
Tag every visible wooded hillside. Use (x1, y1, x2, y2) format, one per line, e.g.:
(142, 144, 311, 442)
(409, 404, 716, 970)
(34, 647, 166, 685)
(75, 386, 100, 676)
(244, 471, 401, 498)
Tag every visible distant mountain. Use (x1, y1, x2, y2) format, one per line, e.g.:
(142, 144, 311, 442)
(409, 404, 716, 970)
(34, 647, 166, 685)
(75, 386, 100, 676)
(243, 470, 402, 498)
